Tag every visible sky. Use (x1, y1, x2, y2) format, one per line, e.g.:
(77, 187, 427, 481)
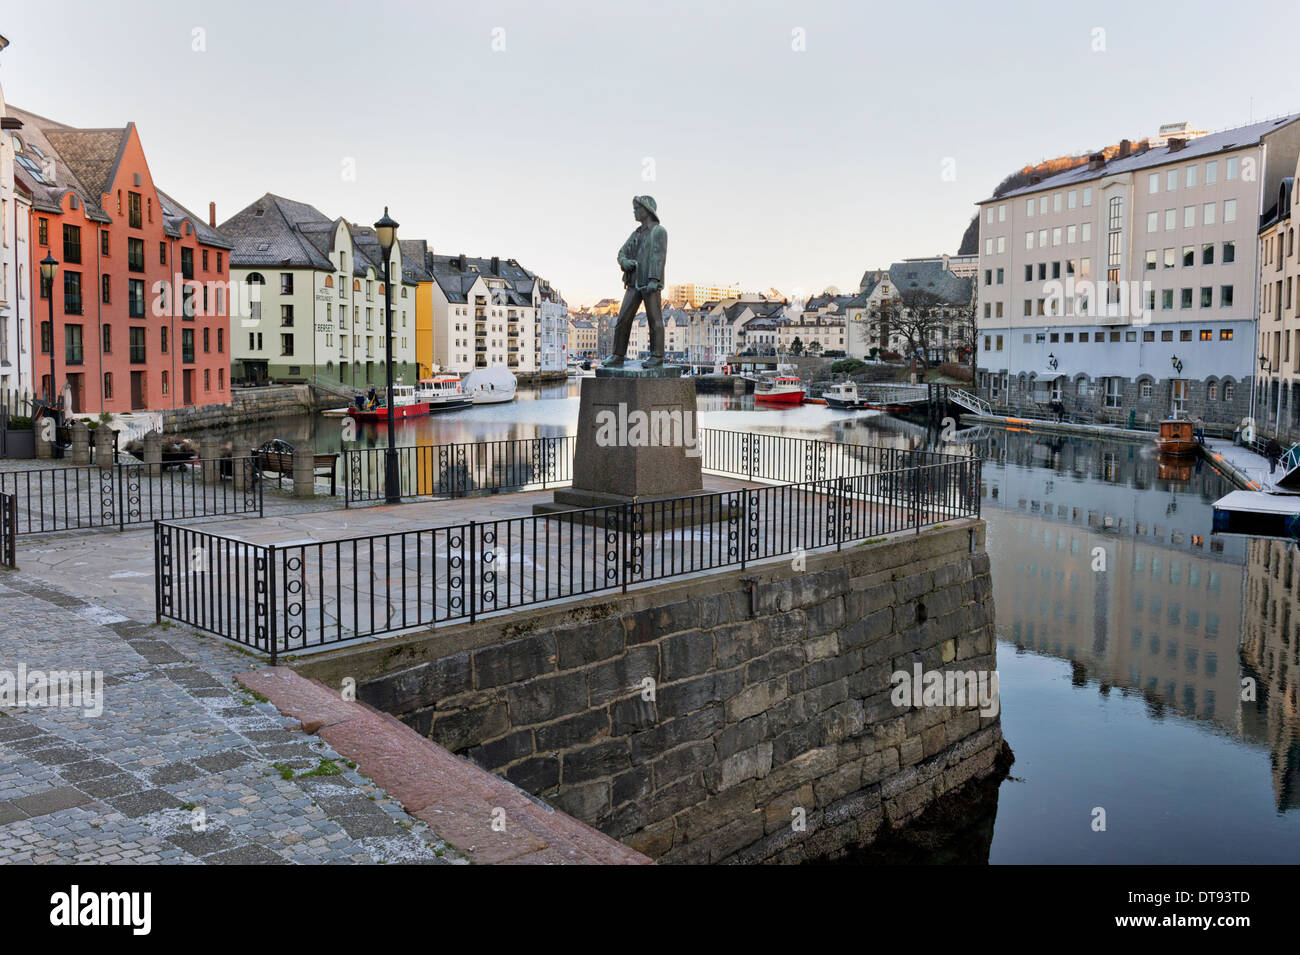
(4, 0, 1300, 307)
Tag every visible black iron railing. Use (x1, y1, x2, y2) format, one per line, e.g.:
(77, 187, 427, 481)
(156, 457, 981, 662)
(1, 492, 15, 567)
(1, 457, 263, 535)
(342, 429, 966, 504)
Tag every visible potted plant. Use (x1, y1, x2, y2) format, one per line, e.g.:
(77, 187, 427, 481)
(1, 414, 36, 459)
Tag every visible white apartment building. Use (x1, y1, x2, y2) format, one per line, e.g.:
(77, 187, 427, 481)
(429, 254, 537, 375)
(220, 193, 417, 389)
(976, 116, 1300, 426)
(536, 279, 567, 373)
(0, 36, 32, 400)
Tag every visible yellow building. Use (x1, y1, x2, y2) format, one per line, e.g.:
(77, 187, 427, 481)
(401, 239, 436, 378)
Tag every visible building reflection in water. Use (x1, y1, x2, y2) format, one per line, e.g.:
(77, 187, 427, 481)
(1243, 539, 1300, 812)
(976, 428, 1300, 814)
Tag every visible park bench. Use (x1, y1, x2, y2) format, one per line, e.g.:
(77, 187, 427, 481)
(251, 440, 339, 496)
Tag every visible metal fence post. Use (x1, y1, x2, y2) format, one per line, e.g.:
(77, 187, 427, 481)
(836, 476, 844, 551)
(469, 520, 478, 624)
(621, 502, 631, 594)
(153, 520, 162, 624)
(117, 464, 126, 532)
(739, 488, 748, 571)
(267, 544, 278, 666)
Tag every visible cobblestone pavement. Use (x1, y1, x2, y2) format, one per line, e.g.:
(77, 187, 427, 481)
(0, 571, 462, 864)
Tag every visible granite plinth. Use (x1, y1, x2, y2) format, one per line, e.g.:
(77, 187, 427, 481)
(594, 363, 688, 379)
(534, 374, 704, 520)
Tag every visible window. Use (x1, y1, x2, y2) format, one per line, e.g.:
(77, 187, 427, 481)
(102, 325, 111, 354)
(1104, 377, 1122, 408)
(1182, 246, 1194, 267)
(1221, 285, 1233, 308)
(100, 230, 110, 257)
(64, 325, 83, 365)
(128, 238, 144, 272)
(1205, 161, 1217, 184)
(996, 267, 1004, 284)
(996, 335, 1003, 351)
(182, 329, 195, 364)
(281, 304, 294, 327)
(128, 192, 142, 228)
(1053, 227, 1062, 246)
(1172, 379, 1188, 413)
(1223, 199, 1236, 223)
(1180, 329, 1192, 341)
(161, 371, 169, 395)
(161, 326, 168, 354)
(129, 278, 145, 318)
(1180, 288, 1193, 309)
(1201, 243, 1214, 266)
(1039, 229, 1047, 247)
(1184, 206, 1195, 228)
(1081, 223, 1092, 242)
(218, 368, 225, 391)
(1220, 329, 1233, 340)
(1026, 198, 1034, 217)
(1141, 381, 1153, 398)
(1025, 232, 1034, 250)
(129, 327, 146, 363)
(1165, 209, 1176, 230)
(280, 273, 294, 295)
(103, 373, 113, 401)
(203, 327, 210, 353)
(217, 252, 223, 274)
(1199, 329, 1212, 341)
(101, 274, 111, 304)
(1226, 157, 1238, 180)
(217, 328, 224, 353)
(202, 249, 209, 272)
(1203, 203, 1216, 226)
(1149, 173, 1160, 194)
(1162, 248, 1174, 269)
(1038, 263, 1047, 281)
(159, 241, 167, 265)
(1067, 224, 1077, 243)
(63, 272, 83, 315)
(1208, 383, 1218, 401)
(1166, 169, 1178, 191)
(1186, 165, 1197, 188)
(1143, 330, 1155, 342)
(1162, 290, 1174, 310)
(1054, 193, 1062, 212)
(1147, 212, 1159, 233)
(1223, 240, 1235, 264)
(181, 247, 194, 280)
(204, 368, 211, 392)
(1224, 382, 1235, 401)
(38, 217, 48, 246)
(62, 225, 81, 264)
(1083, 187, 1093, 206)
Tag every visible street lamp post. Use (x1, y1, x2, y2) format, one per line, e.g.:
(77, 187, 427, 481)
(39, 254, 59, 427)
(374, 208, 400, 503)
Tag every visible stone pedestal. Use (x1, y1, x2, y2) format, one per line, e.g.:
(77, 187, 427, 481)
(535, 364, 705, 520)
(35, 418, 53, 460)
(69, 421, 91, 466)
(144, 431, 163, 478)
(200, 435, 221, 484)
(293, 449, 316, 498)
(93, 426, 115, 470)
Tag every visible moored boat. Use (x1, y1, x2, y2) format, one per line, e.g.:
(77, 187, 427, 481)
(416, 375, 474, 413)
(1155, 417, 1202, 457)
(347, 384, 431, 421)
(822, 381, 870, 410)
(754, 375, 806, 405)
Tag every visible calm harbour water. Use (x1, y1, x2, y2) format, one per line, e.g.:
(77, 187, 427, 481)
(217, 384, 1300, 864)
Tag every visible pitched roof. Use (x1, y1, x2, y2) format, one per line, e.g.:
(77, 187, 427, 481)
(157, 189, 233, 249)
(987, 114, 1300, 202)
(428, 253, 538, 306)
(6, 105, 114, 221)
(886, 260, 971, 305)
(218, 193, 337, 269)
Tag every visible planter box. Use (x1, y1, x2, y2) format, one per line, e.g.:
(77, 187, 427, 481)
(1, 429, 35, 459)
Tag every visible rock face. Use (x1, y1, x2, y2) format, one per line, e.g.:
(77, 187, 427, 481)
(301, 521, 1001, 864)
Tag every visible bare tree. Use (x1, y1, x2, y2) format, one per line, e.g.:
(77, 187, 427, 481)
(893, 289, 949, 371)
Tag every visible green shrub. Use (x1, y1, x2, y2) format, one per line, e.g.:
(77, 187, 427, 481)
(6, 416, 32, 431)
(830, 358, 868, 376)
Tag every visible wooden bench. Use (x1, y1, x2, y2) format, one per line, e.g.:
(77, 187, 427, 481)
(252, 449, 339, 496)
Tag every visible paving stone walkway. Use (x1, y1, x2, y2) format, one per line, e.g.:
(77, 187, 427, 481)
(0, 571, 461, 864)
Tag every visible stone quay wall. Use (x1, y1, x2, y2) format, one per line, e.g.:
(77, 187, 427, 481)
(294, 520, 1002, 864)
(160, 384, 318, 433)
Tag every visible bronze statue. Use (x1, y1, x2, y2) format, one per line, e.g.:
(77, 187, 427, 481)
(604, 195, 668, 367)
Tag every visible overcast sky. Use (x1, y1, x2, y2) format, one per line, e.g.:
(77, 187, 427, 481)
(4, 0, 1299, 305)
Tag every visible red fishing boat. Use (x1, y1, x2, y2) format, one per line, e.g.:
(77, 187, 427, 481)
(753, 376, 806, 405)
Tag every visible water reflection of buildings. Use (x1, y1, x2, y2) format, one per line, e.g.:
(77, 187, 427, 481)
(981, 431, 1249, 736)
(1243, 539, 1300, 811)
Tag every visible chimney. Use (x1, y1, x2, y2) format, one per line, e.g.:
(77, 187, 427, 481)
(491, 255, 500, 275)
(1029, 174, 1042, 185)
(1168, 137, 1187, 152)
(1118, 139, 1132, 159)
(209, 201, 216, 227)
(457, 253, 467, 271)
(1087, 152, 1106, 171)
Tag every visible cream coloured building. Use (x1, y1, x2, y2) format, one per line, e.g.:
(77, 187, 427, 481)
(428, 254, 538, 375)
(221, 193, 416, 389)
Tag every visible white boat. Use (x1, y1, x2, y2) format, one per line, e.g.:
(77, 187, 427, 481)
(822, 381, 870, 410)
(414, 376, 473, 413)
(753, 375, 806, 405)
(461, 366, 518, 405)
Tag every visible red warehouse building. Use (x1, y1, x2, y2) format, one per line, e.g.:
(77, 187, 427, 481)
(9, 106, 232, 413)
